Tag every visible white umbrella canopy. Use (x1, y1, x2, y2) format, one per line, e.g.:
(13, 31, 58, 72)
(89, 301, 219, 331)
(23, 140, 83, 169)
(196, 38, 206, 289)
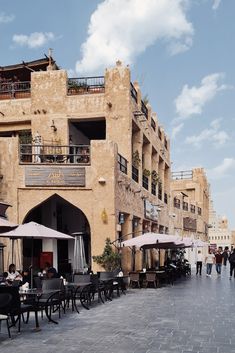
(121, 232, 183, 249)
(0, 221, 74, 288)
(0, 221, 73, 239)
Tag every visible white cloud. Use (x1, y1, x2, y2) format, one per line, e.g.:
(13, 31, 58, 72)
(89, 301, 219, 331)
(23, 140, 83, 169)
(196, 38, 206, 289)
(76, 0, 194, 74)
(207, 158, 235, 180)
(185, 118, 230, 148)
(0, 12, 15, 23)
(212, 0, 221, 10)
(12, 32, 55, 49)
(175, 73, 230, 120)
(171, 123, 184, 139)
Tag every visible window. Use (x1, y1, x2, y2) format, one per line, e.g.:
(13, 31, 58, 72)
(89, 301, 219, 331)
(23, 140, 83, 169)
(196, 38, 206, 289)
(151, 183, 156, 196)
(183, 202, 188, 211)
(132, 166, 139, 183)
(158, 183, 162, 200)
(142, 175, 149, 190)
(174, 198, 180, 209)
(164, 193, 168, 204)
(190, 204, 195, 213)
(198, 207, 202, 215)
(118, 154, 127, 174)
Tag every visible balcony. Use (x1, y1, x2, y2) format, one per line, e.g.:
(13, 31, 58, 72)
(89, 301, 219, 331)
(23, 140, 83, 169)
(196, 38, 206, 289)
(67, 77, 105, 95)
(19, 144, 90, 165)
(0, 81, 31, 100)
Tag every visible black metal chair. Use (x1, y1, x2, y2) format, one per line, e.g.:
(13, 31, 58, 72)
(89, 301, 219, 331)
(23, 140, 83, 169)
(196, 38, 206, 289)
(0, 287, 36, 332)
(37, 278, 64, 323)
(0, 293, 12, 338)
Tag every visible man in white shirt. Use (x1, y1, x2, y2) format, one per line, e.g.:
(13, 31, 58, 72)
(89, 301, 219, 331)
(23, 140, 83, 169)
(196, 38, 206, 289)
(196, 250, 203, 275)
(205, 250, 215, 277)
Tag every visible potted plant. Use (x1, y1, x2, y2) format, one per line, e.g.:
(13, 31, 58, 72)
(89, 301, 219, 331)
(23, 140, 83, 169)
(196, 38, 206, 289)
(93, 238, 121, 271)
(151, 170, 159, 185)
(143, 168, 150, 177)
(132, 150, 141, 168)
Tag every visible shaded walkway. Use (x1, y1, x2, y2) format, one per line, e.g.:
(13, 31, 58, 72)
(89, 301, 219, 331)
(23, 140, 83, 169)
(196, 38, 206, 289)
(1, 267, 235, 353)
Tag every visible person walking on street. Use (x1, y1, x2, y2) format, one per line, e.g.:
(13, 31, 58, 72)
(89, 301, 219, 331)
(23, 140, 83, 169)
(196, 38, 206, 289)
(215, 248, 223, 275)
(229, 249, 235, 280)
(196, 250, 203, 275)
(205, 250, 215, 277)
(222, 246, 229, 266)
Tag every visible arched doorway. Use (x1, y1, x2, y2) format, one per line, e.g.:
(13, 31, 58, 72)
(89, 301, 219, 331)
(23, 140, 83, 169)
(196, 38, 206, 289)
(23, 194, 90, 275)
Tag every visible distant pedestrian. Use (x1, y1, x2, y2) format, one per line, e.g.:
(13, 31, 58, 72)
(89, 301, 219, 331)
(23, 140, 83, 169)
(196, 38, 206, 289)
(196, 250, 203, 275)
(229, 249, 235, 280)
(222, 247, 229, 266)
(205, 250, 215, 277)
(215, 248, 223, 275)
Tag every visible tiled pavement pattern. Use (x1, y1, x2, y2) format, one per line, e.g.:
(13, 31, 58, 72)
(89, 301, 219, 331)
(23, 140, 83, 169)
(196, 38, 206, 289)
(1, 266, 235, 353)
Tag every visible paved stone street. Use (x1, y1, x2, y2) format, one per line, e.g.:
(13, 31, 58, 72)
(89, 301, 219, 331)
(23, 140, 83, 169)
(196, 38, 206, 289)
(1, 267, 235, 353)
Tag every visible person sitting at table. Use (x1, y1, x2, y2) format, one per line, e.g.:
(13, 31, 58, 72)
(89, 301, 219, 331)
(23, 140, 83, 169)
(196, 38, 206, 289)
(6, 263, 22, 282)
(21, 269, 31, 286)
(47, 267, 60, 279)
(42, 262, 51, 277)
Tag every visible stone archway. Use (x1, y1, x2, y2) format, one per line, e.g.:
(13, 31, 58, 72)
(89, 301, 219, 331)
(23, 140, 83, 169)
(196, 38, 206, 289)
(22, 194, 90, 274)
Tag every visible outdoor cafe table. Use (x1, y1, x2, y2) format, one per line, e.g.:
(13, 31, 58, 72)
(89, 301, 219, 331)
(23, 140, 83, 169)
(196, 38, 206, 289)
(19, 288, 61, 329)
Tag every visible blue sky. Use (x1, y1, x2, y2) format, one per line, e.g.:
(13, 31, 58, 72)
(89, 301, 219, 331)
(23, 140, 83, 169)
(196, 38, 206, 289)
(1, 0, 235, 227)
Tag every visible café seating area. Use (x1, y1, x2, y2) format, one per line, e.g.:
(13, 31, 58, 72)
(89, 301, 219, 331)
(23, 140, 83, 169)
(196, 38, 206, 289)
(0, 271, 128, 338)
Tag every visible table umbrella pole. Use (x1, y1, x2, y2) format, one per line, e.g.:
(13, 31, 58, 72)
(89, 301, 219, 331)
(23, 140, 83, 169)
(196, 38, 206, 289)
(30, 237, 34, 289)
(11, 238, 14, 263)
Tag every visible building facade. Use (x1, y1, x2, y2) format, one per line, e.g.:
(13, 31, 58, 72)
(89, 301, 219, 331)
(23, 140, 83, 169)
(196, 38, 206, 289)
(170, 168, 210, 264)
(0, 58, 171, 273)
(208, 199, 233, 249)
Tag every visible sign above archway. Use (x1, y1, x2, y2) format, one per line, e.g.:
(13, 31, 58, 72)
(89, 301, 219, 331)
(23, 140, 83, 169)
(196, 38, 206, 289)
(25, 166, 86, 187)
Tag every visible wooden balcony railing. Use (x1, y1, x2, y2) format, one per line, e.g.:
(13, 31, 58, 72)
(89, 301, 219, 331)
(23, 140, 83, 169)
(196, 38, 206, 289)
(0, 81, 31, 100)
(67, 77, 105, 95)
(19, 144, 90, 164)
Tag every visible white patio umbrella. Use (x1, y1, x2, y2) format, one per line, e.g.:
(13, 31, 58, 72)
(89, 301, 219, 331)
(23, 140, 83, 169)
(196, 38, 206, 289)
(72, 232, 87, 273)
(121, 232, 183, 249)
(0, 221, 74, 287)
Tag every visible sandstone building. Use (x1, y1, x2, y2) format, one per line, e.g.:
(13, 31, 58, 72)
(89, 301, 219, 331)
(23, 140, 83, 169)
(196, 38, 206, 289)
(170, 168, 210, 263)
(208, 199, 233, 249)
(0, 57, 171, 273)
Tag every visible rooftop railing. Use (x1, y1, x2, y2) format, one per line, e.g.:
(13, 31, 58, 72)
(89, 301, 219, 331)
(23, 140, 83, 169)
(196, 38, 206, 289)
(19, 144, 90, 165)
(0, 81, 31, 100)
(67, 77, 105, 95)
